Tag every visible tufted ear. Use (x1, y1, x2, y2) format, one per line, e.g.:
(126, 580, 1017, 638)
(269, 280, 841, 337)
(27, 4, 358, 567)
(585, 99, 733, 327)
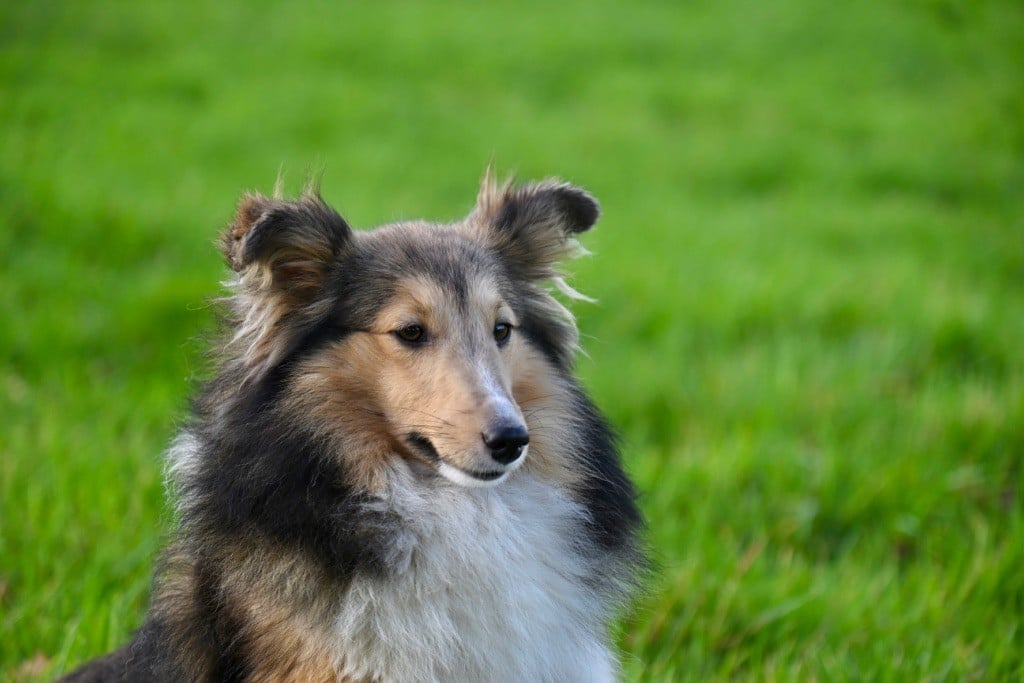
(221, 191, 352, 376)
(470, 172, 600, 282)
(224, 191, 352, 294)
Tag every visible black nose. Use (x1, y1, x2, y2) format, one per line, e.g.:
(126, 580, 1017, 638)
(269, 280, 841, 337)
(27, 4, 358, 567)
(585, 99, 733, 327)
(482, 424, 530, 465)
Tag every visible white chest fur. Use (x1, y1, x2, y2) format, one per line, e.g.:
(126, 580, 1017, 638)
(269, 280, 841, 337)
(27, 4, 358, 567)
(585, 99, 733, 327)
(331, 467, 617, 683)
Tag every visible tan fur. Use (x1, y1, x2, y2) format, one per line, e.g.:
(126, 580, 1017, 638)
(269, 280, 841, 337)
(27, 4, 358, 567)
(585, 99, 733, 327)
(279, 268, 562, 494)
(226, 566, 341, 683)
(283, 336, 396, 494)
(236, 605, 337, 683)
(154, 538, 354, 682)
(148, 547, 215, 683)
(512, 346, 585, 489)
(282, 299, 586, 512)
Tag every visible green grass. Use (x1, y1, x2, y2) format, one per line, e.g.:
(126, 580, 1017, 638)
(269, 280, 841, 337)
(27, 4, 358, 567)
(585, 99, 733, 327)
(2, 0, 1022, 679)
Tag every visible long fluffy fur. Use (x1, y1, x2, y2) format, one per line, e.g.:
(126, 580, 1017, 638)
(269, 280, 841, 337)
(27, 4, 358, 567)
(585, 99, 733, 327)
(61, 175, 643, 683)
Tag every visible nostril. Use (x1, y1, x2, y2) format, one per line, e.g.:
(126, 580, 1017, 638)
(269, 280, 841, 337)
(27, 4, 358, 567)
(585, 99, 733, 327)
(482, 425, 529, 465)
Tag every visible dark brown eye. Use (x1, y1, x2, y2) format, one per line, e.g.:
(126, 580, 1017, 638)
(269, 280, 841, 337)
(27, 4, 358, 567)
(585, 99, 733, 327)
(493, 322, 512, 345)
(395, 324, 425, 344)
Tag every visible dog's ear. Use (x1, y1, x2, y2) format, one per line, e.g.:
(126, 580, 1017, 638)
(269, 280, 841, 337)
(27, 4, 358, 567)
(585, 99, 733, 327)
(469, 172, 599, 368)
(224, 191, 352, 295)
(470, 172, 600, 281)
(221, 191, 352, 377)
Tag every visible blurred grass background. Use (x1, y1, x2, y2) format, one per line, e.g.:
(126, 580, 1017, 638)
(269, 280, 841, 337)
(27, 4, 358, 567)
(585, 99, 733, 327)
(2, 0, 1022, 680)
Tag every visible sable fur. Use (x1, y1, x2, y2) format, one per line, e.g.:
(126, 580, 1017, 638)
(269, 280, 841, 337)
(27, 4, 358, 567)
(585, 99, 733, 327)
(61, 174, 643, 683)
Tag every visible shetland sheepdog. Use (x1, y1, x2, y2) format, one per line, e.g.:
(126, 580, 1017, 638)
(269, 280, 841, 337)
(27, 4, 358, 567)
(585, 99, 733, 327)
(62, 173, 643, 682)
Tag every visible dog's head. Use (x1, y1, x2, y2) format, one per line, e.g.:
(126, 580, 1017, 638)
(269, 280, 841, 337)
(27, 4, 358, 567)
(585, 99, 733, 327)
(220, 174, 599, 488)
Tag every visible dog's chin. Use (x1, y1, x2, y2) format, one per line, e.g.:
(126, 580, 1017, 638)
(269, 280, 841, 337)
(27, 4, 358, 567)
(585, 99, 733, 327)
(435, 450, 527, 489)
(405, 432, 526, 488)
(435, 462, 509, 488)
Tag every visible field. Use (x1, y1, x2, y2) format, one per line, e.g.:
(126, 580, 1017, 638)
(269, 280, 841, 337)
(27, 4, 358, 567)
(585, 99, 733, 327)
(2, 0, 1022, 679)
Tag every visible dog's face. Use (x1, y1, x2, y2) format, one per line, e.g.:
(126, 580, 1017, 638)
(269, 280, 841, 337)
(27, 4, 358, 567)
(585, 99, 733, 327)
(220, 175, 599, 489)
(362, 258, 528, 486)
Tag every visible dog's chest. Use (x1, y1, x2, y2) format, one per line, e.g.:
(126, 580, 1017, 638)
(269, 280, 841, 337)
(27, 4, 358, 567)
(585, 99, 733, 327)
(330, 472, 614, 683)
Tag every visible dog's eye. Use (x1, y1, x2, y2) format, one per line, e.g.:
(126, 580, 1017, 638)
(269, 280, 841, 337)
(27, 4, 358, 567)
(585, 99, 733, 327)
(493, 322, 512, 345)
(395, 325, 426, 344)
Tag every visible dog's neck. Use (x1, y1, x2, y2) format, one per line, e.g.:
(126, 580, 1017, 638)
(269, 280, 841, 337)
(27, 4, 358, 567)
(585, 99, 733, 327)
(330, 463, 619, 683)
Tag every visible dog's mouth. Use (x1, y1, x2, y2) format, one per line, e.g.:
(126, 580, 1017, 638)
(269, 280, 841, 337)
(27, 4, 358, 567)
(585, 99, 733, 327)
(406, 433, 508, 484)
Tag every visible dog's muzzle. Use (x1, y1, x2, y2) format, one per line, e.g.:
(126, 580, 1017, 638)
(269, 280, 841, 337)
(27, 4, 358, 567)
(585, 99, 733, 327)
(406, 430, 528, 487)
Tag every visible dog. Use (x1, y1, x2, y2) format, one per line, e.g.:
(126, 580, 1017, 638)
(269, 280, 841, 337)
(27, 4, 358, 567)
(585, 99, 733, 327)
(61, 173, 643, 682)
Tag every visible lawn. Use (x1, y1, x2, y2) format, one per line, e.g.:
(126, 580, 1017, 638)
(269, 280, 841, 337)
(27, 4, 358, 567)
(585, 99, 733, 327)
(2, 0, 1022, 680)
